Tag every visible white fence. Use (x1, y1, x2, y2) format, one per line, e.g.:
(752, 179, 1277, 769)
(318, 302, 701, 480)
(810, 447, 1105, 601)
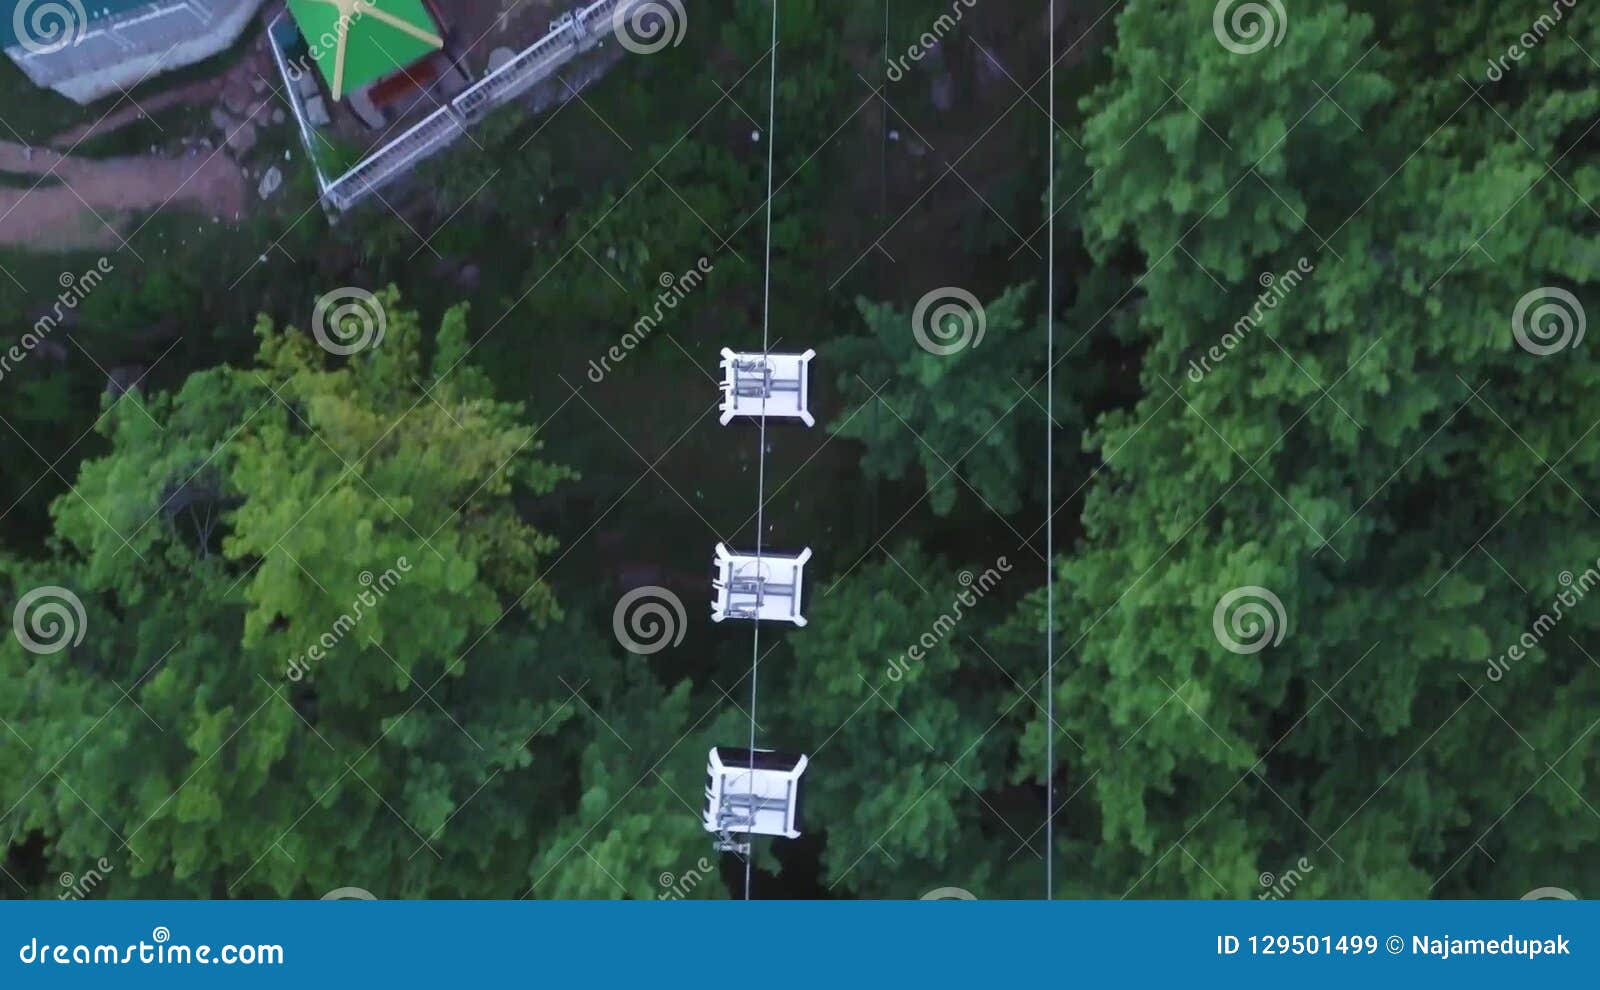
(271, 0, 654, 214)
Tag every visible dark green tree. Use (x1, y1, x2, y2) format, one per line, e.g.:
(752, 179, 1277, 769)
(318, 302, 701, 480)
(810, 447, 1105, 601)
(1009, 0, 1600, 898)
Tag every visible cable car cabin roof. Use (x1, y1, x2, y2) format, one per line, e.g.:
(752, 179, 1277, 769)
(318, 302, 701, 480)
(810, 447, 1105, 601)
(711, 544, 812, 626)
(703, 747, 809, 840)
(719, 347, 816, 426)
(710, 747, 806, 773)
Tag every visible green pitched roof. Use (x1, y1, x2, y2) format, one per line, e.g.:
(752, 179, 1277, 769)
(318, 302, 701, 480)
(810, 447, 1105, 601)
(287, 0, 444, 101)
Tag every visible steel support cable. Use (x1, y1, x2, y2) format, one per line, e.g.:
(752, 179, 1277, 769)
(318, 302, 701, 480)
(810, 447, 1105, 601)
(743, 0, 782, 902)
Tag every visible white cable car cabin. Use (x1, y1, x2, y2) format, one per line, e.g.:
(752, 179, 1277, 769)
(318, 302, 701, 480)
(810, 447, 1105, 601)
(719, 347, 816, 427)
(711, 544, 811, 626)
(703, 746, 809, 851)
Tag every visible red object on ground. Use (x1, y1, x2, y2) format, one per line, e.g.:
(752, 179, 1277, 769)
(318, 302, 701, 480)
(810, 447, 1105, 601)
(367, 54, 443, 107)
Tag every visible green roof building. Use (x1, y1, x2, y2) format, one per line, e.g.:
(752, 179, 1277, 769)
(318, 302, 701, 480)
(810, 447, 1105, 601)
(284, 0, 443, 101)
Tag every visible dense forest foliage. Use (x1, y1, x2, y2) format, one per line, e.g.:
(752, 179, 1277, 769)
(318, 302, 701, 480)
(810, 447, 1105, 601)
(1, 0, 1597, 899)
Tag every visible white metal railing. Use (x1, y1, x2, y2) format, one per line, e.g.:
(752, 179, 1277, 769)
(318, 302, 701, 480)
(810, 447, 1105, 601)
(453, 24, 575, 120)
(579, 0, 626, 34)
(266, 12, 329, 196)
(324, 103, 463, 211)
(281, 0, 656, 214)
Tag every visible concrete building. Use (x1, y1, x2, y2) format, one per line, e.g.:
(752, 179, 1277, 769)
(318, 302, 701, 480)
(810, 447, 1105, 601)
(5, 0, 265, 104)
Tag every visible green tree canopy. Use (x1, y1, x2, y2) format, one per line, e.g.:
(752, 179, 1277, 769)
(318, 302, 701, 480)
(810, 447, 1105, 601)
(1008, 0, 1600, 898)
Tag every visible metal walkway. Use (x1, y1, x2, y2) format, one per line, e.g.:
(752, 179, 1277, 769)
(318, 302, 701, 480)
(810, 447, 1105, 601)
(272, 0, 655, 215)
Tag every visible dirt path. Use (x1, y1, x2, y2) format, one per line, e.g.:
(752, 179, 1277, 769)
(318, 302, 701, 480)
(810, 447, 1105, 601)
(0, 141, 247, 251)
(45, 78, 218, 150)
